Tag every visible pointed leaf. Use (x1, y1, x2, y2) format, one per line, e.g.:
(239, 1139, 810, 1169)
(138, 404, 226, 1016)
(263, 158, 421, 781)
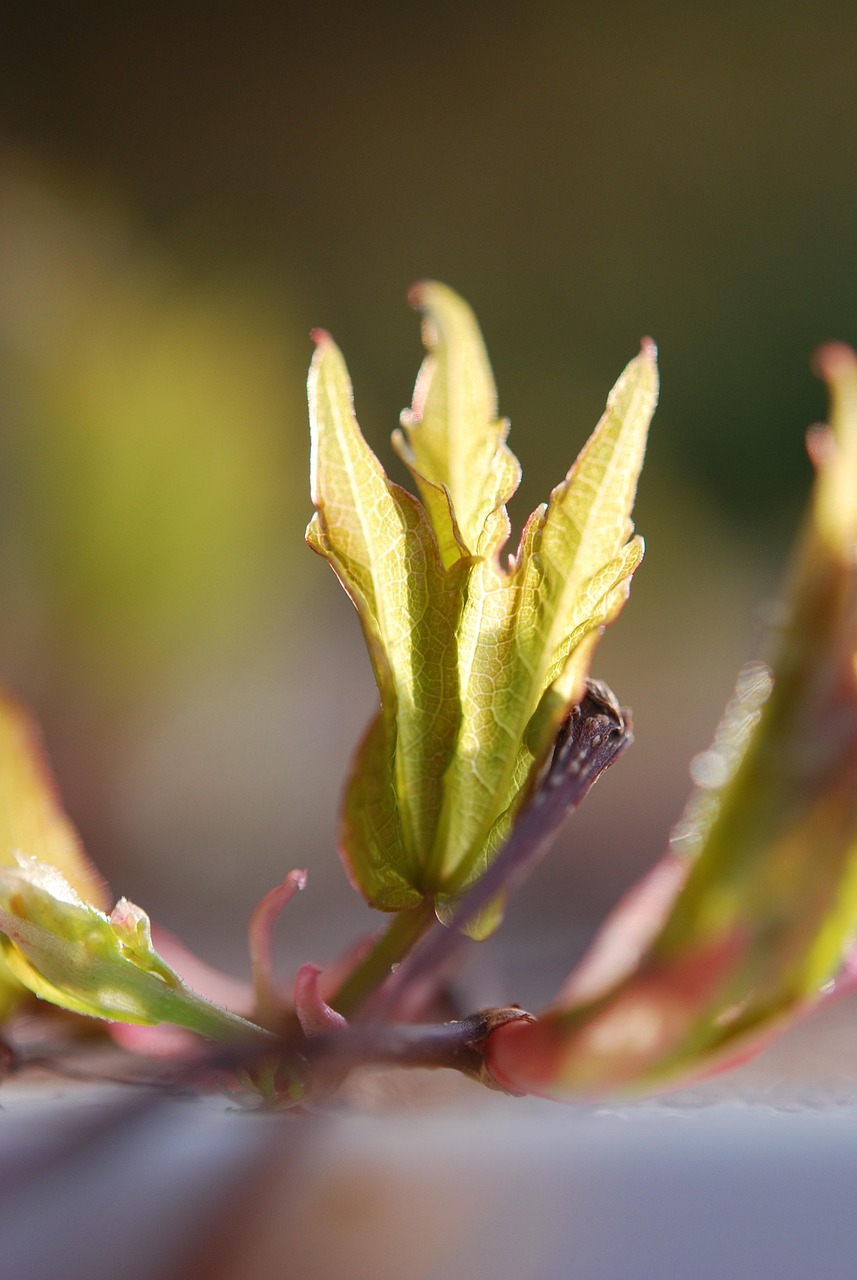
(306, 331, 469, 904)
(531, 337, 657, 632)
(308, 294, 655, 922)
(427, 345, 657, 894)
(487, 344, 857, 1099)
(393, 281, 521, 562)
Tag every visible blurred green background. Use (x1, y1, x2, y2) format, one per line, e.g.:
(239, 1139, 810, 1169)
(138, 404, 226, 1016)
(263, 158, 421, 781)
(0, 0, 854, 1002)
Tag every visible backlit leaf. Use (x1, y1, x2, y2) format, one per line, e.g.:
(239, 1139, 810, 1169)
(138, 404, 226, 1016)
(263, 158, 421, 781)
(0, 854, 269, 1041)
(393, 281, 521, 564)
(427, 344, 656, 896)
(308, 289, 656, 918)
(306, 330, 468, 906)
(486, 344, 857, 1098)
(0, 690, 109, 1013)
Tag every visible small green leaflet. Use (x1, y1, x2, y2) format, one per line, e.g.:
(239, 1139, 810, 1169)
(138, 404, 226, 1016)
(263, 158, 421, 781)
(0, 854, 269, 1042)
(0, 690, 110, 1015)
(0, 691, 267, 1039)
(307, 285, 658, 921)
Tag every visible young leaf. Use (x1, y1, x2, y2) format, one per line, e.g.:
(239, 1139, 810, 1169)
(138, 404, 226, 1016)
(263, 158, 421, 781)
(393, 281, 521, 564)
(486, 344, 857, 1099)
(0, 854, 269, 1042)
(306, 330, 469, 907)
(0, 690, 109, 1013)
(427, 343, 656, 897)
(308, 289, 656, 924)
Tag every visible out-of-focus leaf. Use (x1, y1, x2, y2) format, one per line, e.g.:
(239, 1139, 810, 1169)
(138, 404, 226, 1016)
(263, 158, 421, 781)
(249, 869, 306, 1026)
(0, 854, 270, 1042)
(486, 344, 857, 1099)
(0, 163, 296, 698)
(0, 690, 109, 1015)
(0, 690, 108, 905)
(294, 963, 349, 1036)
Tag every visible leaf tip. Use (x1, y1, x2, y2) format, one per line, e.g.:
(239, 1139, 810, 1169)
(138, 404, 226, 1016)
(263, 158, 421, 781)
(813, 341, 857, 383)
(406, 280, 432, 310)
(640, 335, 658, 363)
(309, 326, 333, 348)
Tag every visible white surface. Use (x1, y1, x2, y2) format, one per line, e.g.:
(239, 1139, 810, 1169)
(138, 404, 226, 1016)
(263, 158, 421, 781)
(3, 995, 857, 1280)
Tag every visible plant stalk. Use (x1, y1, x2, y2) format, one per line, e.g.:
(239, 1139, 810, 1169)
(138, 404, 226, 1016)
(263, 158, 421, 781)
(370, 680, 632, 1019)
(329, 898, 437, 1019)
(303, 1006, 533, 1087)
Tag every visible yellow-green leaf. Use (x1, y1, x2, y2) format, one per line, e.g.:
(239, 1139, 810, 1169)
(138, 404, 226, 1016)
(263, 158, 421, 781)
(0, 690, 108, 907)
(486, 343, 857, 1099)
(393, 282, 521, 564)
(0, 690, 109, 1014)
(306, 330, 469, 905)
(339, 709, 422, 911)
(426, 344, 657, 895)
(0, 854, 268, 1041)
(308, 291, 655, 920)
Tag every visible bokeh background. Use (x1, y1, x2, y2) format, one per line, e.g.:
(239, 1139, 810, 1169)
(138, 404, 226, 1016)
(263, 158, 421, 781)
(0, 0, 854, 1003)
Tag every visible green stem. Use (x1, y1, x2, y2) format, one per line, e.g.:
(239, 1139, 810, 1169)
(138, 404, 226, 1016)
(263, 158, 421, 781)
(329, 900, 436, 1019)
(155, 985, 275, 1046)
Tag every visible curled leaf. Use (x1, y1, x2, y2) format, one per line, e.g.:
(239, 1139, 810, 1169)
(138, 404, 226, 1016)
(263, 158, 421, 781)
(294, 963, 349, 1036)
(248, 869, 307, 1026)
